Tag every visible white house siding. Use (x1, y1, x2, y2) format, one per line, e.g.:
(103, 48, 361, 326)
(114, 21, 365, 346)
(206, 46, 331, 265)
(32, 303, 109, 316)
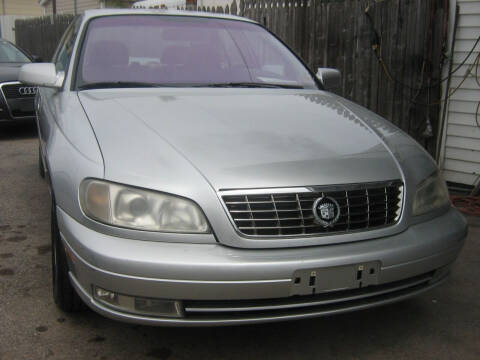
(0, 15, 33, 42)
(196, 0, 231, 9)
(55, 0, 101, 14)
(0, 0, 43, 16)
(132, 0, 186, 8)
(440, 0, 480, 189)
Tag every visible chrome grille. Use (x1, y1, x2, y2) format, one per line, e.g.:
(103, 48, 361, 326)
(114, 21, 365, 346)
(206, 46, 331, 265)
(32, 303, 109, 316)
(222, 181, 403, 237)
(1, 83, 37, 99)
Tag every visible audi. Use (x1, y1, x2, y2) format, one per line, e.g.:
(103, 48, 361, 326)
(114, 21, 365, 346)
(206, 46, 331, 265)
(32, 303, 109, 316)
(19, 9, 467, 326)
(0, 39, 41, 124)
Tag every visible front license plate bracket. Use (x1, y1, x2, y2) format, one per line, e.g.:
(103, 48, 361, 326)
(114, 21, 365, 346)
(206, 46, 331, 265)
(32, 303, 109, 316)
(290, 261, 381, 296)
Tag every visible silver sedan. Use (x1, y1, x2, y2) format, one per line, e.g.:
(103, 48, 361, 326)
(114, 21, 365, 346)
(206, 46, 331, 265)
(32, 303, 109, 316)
(20, 9, 467, 326)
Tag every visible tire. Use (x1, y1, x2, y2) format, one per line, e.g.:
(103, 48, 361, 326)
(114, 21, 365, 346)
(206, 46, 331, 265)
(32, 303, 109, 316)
(39, 146, 45, 179)
(51, 198, 84, 312)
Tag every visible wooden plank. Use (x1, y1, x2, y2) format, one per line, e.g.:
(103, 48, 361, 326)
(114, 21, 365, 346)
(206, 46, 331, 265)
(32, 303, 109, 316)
(354, 0, 369, 108)
(430, 1, 447, 155)
(341, 0, 354, 99)
(320, 0, 328, 67)
(385, 0, 400, 125)
(375, 0, 390, 119)
(271, 0, 279, 39)
(367, 1, 382, 113)
(300, 0, 310, 67)
(392, 0, 408, 129)
(326, 0, 342, 94)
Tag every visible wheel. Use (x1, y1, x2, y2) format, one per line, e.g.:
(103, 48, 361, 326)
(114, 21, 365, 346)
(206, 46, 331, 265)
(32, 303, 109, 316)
(39, 146, 45, 179)
(51, 198, 84, 312)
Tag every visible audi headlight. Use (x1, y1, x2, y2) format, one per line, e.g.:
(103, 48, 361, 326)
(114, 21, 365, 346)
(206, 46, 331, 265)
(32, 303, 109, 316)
(412, 173, 450, 216)
(79, 179, 210, 233)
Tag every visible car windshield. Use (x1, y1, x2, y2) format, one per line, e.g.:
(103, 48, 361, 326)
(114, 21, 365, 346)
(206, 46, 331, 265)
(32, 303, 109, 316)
(0, 40, 30, 63)
(76, 15, 318, 89)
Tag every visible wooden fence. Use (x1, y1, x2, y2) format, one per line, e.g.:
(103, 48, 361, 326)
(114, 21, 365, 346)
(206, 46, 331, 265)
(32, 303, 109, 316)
(183, 0, 449, 155)
(14, 0, 448, 155)
(15, 15, 74, 62)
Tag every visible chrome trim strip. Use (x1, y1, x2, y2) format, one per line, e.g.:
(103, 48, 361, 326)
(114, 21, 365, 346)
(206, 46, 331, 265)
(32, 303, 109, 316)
(220, 187, 311, 196)
(184, 274, 433, 313)
(0, 81, 36, 120)
(219, 180, 402, 195)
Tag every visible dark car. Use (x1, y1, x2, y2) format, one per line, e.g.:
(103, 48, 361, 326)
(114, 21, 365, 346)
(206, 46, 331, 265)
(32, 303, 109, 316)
(0, 39, 39, 123)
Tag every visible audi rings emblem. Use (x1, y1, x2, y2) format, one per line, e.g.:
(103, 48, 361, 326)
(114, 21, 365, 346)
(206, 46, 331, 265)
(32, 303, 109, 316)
(18, 87, 38, 96)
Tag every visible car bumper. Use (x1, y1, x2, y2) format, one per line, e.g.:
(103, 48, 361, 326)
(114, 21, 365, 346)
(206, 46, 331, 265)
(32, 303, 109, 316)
(57, 206, 467, 326)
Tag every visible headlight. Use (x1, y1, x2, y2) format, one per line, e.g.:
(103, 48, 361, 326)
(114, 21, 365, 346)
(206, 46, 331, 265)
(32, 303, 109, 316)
(79, 179, 210, 233)
(412, 173, 450, 216)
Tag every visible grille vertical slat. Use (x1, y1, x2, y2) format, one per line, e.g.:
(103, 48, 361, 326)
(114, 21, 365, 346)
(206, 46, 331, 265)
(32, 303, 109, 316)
(222, 181, 403, 237)
(296, 194, 306, 235)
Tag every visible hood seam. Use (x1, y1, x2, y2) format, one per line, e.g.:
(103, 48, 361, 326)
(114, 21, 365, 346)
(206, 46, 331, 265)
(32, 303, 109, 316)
(111, 97, 219, 195)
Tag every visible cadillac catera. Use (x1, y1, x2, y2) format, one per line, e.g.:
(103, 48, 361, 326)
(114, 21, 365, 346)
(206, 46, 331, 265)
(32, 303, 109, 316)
(19, 9, 467, 326)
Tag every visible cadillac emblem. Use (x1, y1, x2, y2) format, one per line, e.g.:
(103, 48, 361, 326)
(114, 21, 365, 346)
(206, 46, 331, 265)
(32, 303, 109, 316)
(313, 196, 341, 228)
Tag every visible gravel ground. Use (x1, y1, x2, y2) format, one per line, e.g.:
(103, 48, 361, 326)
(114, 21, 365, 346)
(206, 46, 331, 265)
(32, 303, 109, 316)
(0, 123, 479, 360)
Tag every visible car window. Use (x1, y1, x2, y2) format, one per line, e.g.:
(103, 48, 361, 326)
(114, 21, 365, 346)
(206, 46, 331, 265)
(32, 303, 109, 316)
(75, 15, 317, 89)
(0, 41, 30, 63)
(54, 17, 82, 73)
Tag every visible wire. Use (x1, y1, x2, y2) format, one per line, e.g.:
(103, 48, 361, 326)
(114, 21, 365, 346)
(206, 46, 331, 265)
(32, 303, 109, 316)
(367, 14, 480, 107)
(476, 100, 480, 128)
(472, 52, 480, 128)
(372, 43, 478, 106)
(364, 7, 480, 92)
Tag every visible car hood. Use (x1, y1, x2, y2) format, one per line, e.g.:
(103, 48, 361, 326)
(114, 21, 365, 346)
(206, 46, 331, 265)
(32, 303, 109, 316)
(0, 63, 27, 82)
(78, 89, 403, 191)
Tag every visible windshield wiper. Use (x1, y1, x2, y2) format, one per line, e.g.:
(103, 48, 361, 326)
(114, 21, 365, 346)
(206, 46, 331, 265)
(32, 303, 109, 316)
(195, 82, 304, 89)
(78, 81, 305, 90)
(77, 81, 167, 90)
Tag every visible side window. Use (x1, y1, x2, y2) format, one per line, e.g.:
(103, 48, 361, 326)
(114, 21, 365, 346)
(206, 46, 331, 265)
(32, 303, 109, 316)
(54, 17, 81, 73)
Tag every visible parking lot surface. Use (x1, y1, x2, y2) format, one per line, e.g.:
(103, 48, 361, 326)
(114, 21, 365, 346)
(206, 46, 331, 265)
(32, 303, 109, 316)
(1, 123, 479, 360)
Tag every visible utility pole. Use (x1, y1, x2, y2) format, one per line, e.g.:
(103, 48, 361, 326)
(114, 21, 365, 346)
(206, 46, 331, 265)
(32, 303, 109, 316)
(74, 0, 78, 15)
(53, 0, 57, 15)
(2, 0, 6, 15)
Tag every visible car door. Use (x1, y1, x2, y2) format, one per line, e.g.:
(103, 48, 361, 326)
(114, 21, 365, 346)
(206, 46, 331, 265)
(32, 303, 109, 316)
(37, 18, 81, 165)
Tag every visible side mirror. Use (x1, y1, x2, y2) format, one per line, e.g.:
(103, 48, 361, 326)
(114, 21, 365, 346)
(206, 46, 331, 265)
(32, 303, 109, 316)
(316, 68, 342, 92)
(19, 63, 64, 88)
(31, 55, 44, 63)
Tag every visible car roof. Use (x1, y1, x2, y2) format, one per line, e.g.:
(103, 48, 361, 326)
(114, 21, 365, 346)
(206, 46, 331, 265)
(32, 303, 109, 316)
(83, 8, 257, 24)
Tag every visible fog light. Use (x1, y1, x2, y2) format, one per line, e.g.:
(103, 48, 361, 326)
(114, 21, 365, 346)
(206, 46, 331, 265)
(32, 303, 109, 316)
(135, 298, 183, 316)
(93, 286, 183, 318)
(95, 287, 119, 305)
